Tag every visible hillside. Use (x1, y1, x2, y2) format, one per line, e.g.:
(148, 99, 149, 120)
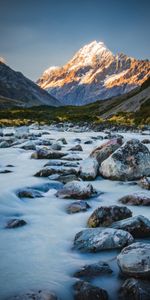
(0, 62, 61, 108)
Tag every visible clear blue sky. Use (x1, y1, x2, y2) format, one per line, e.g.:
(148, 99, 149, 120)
(0, 0, 150, 81)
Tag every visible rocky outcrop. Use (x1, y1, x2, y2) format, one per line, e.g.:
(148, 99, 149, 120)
(117, 242, 150, 278)
(87, 205, 132, 227)
(119, 193, 150, 206)
(74, 228, 133, 252)
(56, 181, 96, 199)
(111, 215, 150, 237)
(100, 139, 150, 180)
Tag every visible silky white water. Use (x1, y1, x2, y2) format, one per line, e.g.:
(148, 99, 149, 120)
(0, 128, 150, 300)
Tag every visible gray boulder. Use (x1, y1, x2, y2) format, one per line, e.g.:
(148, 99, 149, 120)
(31, 149, 66, 159)
(5, 219, 27, 229)
(74, 261, 112, 279)
(79, 158, 99, 180)
(138, 177, 150, 190)
(73, 280, 108, 300)
(90, 138, 122, 165)
(56, 181, 96, 200)
(119, 193, 150, 206)
(87, 205, 132, 228)
(66, 201, 90, 214)
(117, 242, 150, 278)
(74, 228, 134, 252)
(100, 139, 150, 181)
(111, 215, 150, 237)
(119, 278, 150, 300)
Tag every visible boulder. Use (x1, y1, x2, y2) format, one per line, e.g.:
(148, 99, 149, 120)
(73, 280, 108, 300)
(119, 278, 150, 300)
(74, 261, 112, 279)
(69, 144, 83, 151)
(61, 154, 82, 161)
(57, 137, 67, 144)
(138, 177, 150, 190)
(87, 205, 132, 228)
(6, 291, 58, 300)
(119, 193, 150, 206)
(20, 141, 36, 150)
(79, 158, 99, 180)
(111, 215, 150, 238)
(0, 141, 10, 148)
(100, 139, 150, 181)
(5, 219, 27, 229)
(34, 166, 78, 177)
(117, 242, 150, 278)
(31, 149, 66, 159)
(66, 201, 90, 214)
(74, 228, 133, 252)
(56, 181, 96, 200)
(51, 143, 62, 151)
(90, 138, 122, 165)
(49, 173, 79, 184)
(17, 188, 43, 198)
(142, 139, 150, 144)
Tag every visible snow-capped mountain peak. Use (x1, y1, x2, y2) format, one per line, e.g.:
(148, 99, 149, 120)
(37, 41, 150, 106)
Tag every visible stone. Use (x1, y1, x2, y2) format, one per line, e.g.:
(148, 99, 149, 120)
(20, 141, 36, 150)
(119, 193, 150, 206)
(69, 144, 83, 151)
(142, 139, 150, 144)
(74, 228, 134, 252)
(74, 261, 112, 279)
(17, 188, 43, 198)
(111, 215, 150, 238)
(61, 154, 82, 161)
(138, 177, 150, 190)
(90, 138, 122, 165)
(56, 181, 96, 200)
(119, 278, 150, 300)
(87, 205, 132, 228)
(100, 139, 150, 181)
(31, 149, 66, 159)
(79, 158, 99, 180)
(5, 219, 27, 229)
(6, 290, 58, 300)
(66, 201, 90, 214)
(34, 166, 78, 177)
(49, 173, 79, 184)
(57, 137, 67, 144)
(51, 143, 62, 151)
(73, 280, 108, 300)
(117, 242, 150, 278)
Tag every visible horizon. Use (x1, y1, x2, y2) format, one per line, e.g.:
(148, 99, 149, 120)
(0, 0, 150, 81)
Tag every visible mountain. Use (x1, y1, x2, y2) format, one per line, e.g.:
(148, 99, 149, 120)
(37, 41, 150, 106)
(0, 61, 61, 108)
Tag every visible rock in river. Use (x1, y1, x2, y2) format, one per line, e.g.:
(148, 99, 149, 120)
(87, 205, 132, 228)
(119, 278, 150, 300)
(100, 139, 150, 180)
(138, 177, 150, 190)
(74, 228, 134, 252)
(119, 193, 150, 206)
(6, 290, 58, 300)
(74, 261, 112, 279)
(79, 158, 99, 180)
(17, 188, 43, 199)
(111, 215, 150, 238)
(66, 201, 90, 214)
(56, 181, 96, 200)
(117, 242, 150, 278)
(90, 138, 122, 165)
(31, 149, 66, 159)
(73, 280, 108, 300)
(5, 219, 27, 229)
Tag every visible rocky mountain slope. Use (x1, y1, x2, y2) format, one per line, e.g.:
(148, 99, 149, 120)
(0, 61, 61, 108)
(38, 41, 150, 105)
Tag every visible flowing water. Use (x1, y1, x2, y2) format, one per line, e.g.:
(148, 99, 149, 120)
(0, 127, 150, 299)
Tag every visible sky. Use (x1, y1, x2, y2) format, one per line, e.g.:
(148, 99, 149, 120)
(0, 0, 150, 81)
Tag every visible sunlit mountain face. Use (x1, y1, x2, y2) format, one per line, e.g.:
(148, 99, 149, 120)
(37, 41, 150, 106)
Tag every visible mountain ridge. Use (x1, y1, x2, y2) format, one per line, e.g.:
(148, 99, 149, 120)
(0, 61, 61, 108)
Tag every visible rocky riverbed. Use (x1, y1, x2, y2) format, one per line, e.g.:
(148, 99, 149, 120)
(0, 123, 150, 300)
